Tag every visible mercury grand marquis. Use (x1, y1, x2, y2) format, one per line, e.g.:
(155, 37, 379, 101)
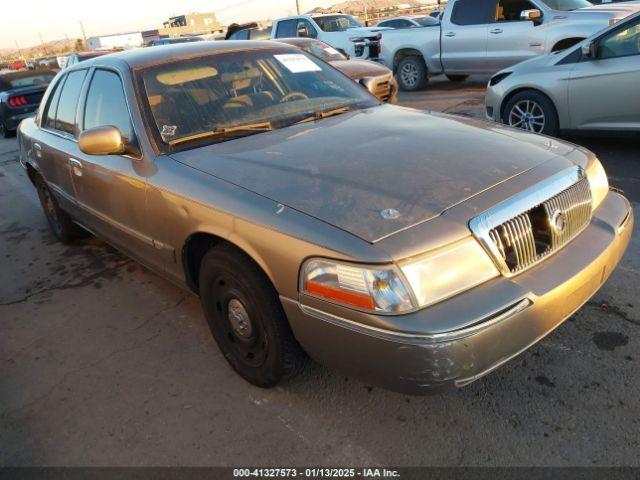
(18, 42, 633, 394)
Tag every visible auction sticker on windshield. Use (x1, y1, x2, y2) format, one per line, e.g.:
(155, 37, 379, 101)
(274, 54, 322, 73)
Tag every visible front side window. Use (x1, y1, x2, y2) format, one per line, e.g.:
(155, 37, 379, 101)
(495, 0, 538, 22)
(537, 0, 592, 11)
(139, 48, 378, 150)
(451, 0, 495, 25)
(297, 19, 318, 38)
(598, 19, 640, 59)
(275, 19, 297, 38)
(54, 69, 87, 136)
(83, 69, 133, 140)
(314, 15, 363, 32)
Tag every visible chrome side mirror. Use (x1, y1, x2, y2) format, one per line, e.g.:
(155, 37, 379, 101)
(521, 9, 542, 21)
(79, 126, 126, 156)
(581, 41, 598, 59)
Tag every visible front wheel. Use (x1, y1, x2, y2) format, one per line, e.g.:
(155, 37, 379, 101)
(199, 245, 307, 388)
(502, 90, 559, 137)
(396, 56, 428, 91)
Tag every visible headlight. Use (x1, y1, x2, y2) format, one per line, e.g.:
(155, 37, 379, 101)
(489, 71, 512, 86)
(301, 259, 416, 313)
(585, 157, 609, 210)
(301, 238, 499, 314)
(399, 237, 499, 308)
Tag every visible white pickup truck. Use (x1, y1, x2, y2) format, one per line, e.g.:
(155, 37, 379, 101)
(380, 0, 640, 90)
(270, 14, 388, 61)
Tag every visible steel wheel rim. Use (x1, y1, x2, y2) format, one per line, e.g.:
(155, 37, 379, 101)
(508, 100, 546, 133)
(400, 63, 419, 87)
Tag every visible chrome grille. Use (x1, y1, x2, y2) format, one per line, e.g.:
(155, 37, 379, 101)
(470, 168, 593, 276)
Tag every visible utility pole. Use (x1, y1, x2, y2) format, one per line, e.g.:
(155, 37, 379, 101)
(14, 40, 24, 60)
(39, 33, 49, 55)
(79, 21, 87, 49)
(295, 0, 301, 15)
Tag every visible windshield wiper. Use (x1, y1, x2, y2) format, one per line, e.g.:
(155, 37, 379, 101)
(294, 107, 352, 125)
(168, 122, 273, 147)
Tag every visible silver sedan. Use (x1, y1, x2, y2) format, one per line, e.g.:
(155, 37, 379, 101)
(485, 11, 640, 136)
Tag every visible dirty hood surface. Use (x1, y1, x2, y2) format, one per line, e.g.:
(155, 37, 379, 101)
(170, 105, 572, 243)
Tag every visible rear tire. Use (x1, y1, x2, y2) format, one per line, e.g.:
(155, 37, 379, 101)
(199, 244, 307, 388)
(396, 56, 428, 91)
(502, 90, 559, 137)
(35, 176, 84, 244)
(0, 121, 15, 138)
(446, 74, 469, 82)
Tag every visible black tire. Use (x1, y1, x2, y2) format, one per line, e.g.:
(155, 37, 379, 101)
(396, 56, 428, 91)
(35, 176, 84, 243)
(446, 74, 469, 82)
(0, 121, 15, 138)
(199, 244, 306, 388)
(502, 90, 559, 137)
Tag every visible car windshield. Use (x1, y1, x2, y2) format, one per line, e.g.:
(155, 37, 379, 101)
(314, 15, 363, 32)
(2, 72, 55, 89)
(140, 48, 378, 149)
(414, 16, 439, 26)
(303, 41, 347, 62)
(538, 0, 592, 11)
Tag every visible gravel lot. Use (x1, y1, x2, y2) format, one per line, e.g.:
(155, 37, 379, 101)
(1, 76, 638, 467)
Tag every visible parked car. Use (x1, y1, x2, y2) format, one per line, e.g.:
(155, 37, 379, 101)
(150, 36, 205, 46)
(380, 0, 640, 91)
(65, 51, 112, 69)
(277, 38, 398, 103)
(18, 41, 632, 394)
(226, 23, 273, 40)
(486, 11, 640, 135)
(376, 15, 440, 28)
(271, 14, 387, 61)
(0, 69, 56, 137)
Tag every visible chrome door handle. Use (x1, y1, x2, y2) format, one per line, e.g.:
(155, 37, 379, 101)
(444, 32, 456, 37)
(490, 28, 503, 34)
(69, 158, 83, 177)
(33, 143, 42, 151)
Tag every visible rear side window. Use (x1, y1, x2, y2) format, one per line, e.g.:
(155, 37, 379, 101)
(54, 70, 87, 136)
(249, 28, 272, 40)
(42, 76, 65, 130)
(83, 69, 133, 140)
(451, 0, 495, 25)
(275, 19, 297, 38)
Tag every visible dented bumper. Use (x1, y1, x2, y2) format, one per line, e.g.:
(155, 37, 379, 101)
(282, 191, 633, 394)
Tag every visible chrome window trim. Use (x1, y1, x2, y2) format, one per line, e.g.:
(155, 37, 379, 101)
(469, 166, 590, 277)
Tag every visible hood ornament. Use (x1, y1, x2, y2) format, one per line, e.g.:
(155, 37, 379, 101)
(380, 208, 401, 220)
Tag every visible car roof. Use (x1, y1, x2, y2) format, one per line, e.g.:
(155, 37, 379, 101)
(66, 41, 294, 71)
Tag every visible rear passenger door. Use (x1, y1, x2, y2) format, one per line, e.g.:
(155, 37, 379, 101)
(38, 69, 88, 214)
(441, 0, 493, 73)
(72, 68, 160, 269)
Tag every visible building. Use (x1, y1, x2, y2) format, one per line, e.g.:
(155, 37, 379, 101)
(87, 32, 144, 50)
(160, 13, 221, 36)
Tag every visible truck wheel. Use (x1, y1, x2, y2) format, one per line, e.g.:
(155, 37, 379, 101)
(35, 176, 85, 244)
(502, 90, 559, 137)
(446, 74, 469, 82)
(397, 57, 428, 91)
(199, 244, 307, 388)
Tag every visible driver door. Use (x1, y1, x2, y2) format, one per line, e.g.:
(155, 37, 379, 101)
(568, 18, 640, 130)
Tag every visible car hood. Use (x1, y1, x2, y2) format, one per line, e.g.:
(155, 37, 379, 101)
(568, 3, 640, 19)
(329, 59, 392, 80)
(170, 105, 576, 243)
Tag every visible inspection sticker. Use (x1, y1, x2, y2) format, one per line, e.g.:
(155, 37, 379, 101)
(162, 125, 177, 137)
(274, 54, 322, 73)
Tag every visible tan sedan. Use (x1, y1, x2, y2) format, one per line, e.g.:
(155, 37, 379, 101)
(18, 41, 633, 394)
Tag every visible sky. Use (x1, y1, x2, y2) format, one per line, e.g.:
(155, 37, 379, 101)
(0, 0, 336, 50)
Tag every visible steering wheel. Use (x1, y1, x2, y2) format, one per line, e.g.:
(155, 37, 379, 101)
(280, 92, 309, 103)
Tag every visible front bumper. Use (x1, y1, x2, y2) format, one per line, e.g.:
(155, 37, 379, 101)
(485, 83, 506, 123)
(282, 191, 633, 394)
